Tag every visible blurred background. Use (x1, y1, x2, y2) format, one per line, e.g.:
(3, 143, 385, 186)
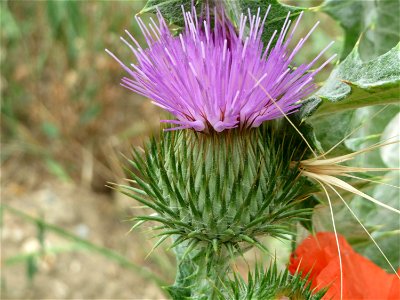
(1, 0, 341, 299)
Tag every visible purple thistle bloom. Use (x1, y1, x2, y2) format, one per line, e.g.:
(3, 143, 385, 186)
(107, 5, 336, 132)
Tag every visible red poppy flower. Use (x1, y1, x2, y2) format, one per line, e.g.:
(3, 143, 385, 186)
(288, 232, 400, 299)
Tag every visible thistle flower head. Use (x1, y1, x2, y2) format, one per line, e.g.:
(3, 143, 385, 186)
(120, 123, 313, 255)
(107, 5, 335, 132)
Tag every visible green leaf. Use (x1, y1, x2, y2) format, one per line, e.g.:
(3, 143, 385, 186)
(312, 201, 376, 246)
(359, 170, 400, 270)
(41, 121, 60, 139)
(46, 0, 85, 63)
(26, 256, 38, 281)
(379, 113, 400, 168)
(307, 44, 400, 118)
(140, 0, 202, 26)
(0, 2, 20, 41)
(224, 0, 304, 46)
(141, 0, 304, 49)
(79, 104, 101, 124)
(344, 106, 399, 168)
(321, 0, 400, 60)
(309, 110, 355, 155)
(45, 158, 71, 182)
(6, 244, 84, 266)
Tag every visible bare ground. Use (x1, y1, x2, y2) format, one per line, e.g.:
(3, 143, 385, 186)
(1, 170, 174, 300)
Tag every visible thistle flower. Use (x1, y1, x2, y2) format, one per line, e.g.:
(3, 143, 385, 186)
(107, 5, 335, 132)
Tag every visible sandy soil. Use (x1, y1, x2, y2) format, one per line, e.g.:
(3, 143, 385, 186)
(1, 175, 174, 299)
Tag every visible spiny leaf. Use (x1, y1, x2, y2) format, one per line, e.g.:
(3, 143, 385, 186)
(305, 44, 400, 118)
(180, 239, 200, 261)
(119, 186, 177, 217)
(140, 0, 202, 26)
(224, 0, 304, 47)
(220, 262, 326, 299)
(145, 235, 170, 259)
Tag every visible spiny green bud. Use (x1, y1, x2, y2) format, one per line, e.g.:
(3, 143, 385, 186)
(121, 122, 314, 253)
(221, 263, 326, 300)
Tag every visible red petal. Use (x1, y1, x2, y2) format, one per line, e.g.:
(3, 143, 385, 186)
(289, 232, 399, 299)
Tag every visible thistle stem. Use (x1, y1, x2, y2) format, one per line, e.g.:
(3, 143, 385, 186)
(167, 239, 231, 299)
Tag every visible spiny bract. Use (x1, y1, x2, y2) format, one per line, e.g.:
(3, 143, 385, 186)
(120, 122, 316, 254)
(221, 263, 326, 300)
